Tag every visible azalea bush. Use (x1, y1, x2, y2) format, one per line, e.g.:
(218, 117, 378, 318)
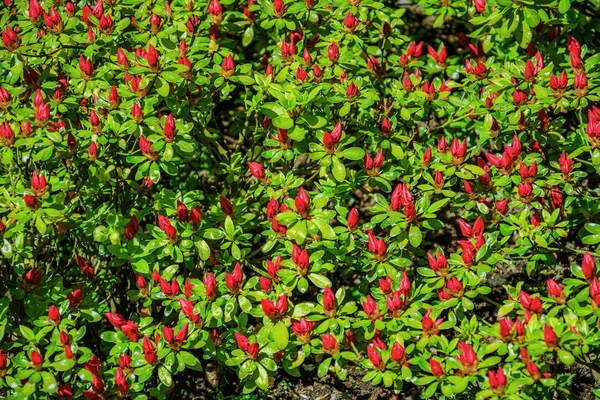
(1, 0, 600, 398)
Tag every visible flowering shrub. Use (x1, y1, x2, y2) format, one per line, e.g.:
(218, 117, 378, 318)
(1, 0, 600, 398)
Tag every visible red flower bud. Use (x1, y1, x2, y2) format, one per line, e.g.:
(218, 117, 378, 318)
(546, 279, 565, 304)
(221, 55, 235, 78)
(248, 162, 265, 180)
(105, 312, 126, 328)
(367, 346, 384, 370)
(430, 359, 444, 377)
(582, 252, 596, 281)
(220, 196, 234, 216)
(143, 336, 157, 364)
(157, 215, 177, 240)
(291, 317, 316, 343)
(48, 305, 61, 324)
(327, 42, 339, 62)
(543, 324, 558, 348)
(347, 208, 359, 231)
(30, 350, 43, 369)
(125, 215, 139, 240)
(79, 56, 94, 80)
(321, 332, 339, 354)
(295, 187, 310, 215)
(457, 342, 478, 374)
(488, 366, 506, 394)
(204, 272, 216, 300)
(273, 0, 285, 17)
(323, 286, 336, 317)
(2, 26, 20, 51)
(225, 263, 243, 294)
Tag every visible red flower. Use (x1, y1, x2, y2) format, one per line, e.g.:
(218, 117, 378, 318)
(115, 368, 129, 396)
(235, 333, 259, 358)
(430, 359, 444, 377)
(427, 250, 449, 277)
(367, 346, 384, 370)
(488, 366, 506, 394)
(527, 361, 541, 380)
(176, 200, 189, 222)
(261, 294, 288, 320)
(273, 0, 285, 17)
(362, 295, 380, 320)
(346, 82, 359, 99)
(48, 305, 61, 325)
(221, 55, 235, 78)
(427, 45, 447, 65)
(379, 276, 393, 295)
(386, 290, 403, 317)
(543, 324, 558, 348)
(125, 215, 139, 240)
(321, 332, 339, 354)
(295, 187, 310, 215)
(190, 206, 202, 228)
(323, 286, 336, 317)
(220, 196, 234, 216)
(291, 317, 316, 343)
(2, 26, 19, 51)
(546, 279, 565, 304)
(30, 350, 43, 370)
(79, 56, 94, 79)
(157, 215, 177, 241)
(328, 42, 339, 62)
(582, 252, 595, 281)
(105, 312, 126, 328)
(391, 341, 408, 365)
(456, 342, 478, 374)
(121, 321, 139, 342)
(499, 317, 513, 341)
(179, 298, 200, 324)
(143, 336, 157, 364)
(590, 277, 600, 307)
(84, 354, 101, 375)
(203, 272, 216, 300)
(422, 308, 442, 336)
(58, 383, 73, 399)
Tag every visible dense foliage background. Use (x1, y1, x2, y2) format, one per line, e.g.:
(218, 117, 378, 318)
(1, 0, 600, 398)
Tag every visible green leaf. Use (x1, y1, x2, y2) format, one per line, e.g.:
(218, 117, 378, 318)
(35, 216, 47, 234)
(331, 156, 346, 182)
(401, 107, 411, 121)
(308, 273, 331, 288)
(312, 218, 337, 240)
(158, 365, 173, 386)
(41, 371, 58, 393)
(20, 325, 35, 341)
(255, 363, 269, 390)
(156, 77, 169, 97)
(287, 221, 307, 244)
(224, 216, 235, 237)
(520, 20, 532, 48)
(52, 358, 75, 371)
(317, 357, 332, 378)
(273, 321, 289, 350)
(273, 116, 294, 129)
(557, 349, 575, 365)
(523, 7, 540, 27)
(340, 147, 365, 161)
(261, 103, 288, 118)
(558, 0, 571, 13)
(339, 102, 351, 117)
(409, 225, 422, 247)
(242, 26, 254, 47)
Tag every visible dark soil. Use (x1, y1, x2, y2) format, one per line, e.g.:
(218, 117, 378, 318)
(268, 366, 407, 400)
